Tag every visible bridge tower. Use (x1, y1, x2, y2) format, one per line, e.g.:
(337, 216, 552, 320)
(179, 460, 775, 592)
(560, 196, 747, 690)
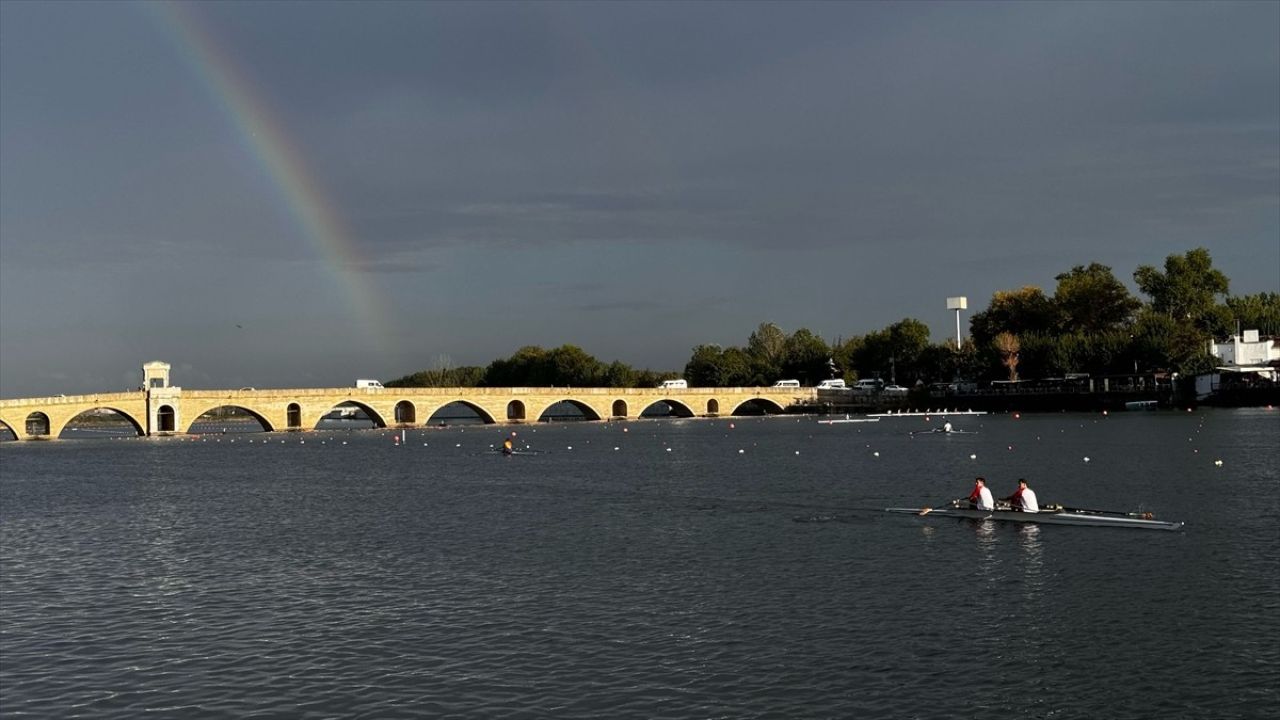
(143, 361, 182, 435)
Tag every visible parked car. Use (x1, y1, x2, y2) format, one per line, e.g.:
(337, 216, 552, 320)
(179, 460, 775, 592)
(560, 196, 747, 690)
(883, 385, 910, 394)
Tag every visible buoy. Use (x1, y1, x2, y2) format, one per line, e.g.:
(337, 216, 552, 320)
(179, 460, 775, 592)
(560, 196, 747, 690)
(1083, 457, 1091, 462)
(738, 449, 745, 454)
(873, 451, 880, 457)
(1214, 459, 1223, 466)
(969, 454, 977, 459)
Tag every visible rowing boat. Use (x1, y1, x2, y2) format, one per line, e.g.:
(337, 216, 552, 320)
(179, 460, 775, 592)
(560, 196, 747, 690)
(885, 504, 1184, 531)
(817, 415, 880, 424)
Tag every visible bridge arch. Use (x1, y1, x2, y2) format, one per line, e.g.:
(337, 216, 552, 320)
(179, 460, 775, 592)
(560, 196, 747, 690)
(183, 404, 276, 433)
(727, 397, 786, 416)
(25, 412, 51, 438)
(321, 401, 387, 429)
(507, 400, 526, 422)
(394, 400, 416, 425)
(425, 400, 497, 425)
(60, 407, 147, 438)
(639, 399, 696, 418)
(530, 399, 604, 422)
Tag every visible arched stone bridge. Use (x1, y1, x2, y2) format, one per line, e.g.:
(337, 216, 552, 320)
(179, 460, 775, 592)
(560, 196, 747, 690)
(0, 385, 817, 441)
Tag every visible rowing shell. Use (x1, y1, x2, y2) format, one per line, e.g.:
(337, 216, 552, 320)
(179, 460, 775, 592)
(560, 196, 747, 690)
(886, 506, 1184, 531)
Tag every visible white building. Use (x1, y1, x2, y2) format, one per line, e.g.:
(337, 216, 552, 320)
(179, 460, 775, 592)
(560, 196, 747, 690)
(1195, 330, 1278, 399)
(1208, 329, 1280, 367)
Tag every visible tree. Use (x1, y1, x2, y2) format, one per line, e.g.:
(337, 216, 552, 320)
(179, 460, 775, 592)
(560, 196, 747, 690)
(850, 319, 932, 384)
(969, 286, 1058, 349)
(685, 344, 727, 387)
(994, 332, 1021, 381)
(746, 322, 787, 379)
(1133, 248, 1229, 331)
(1225, 292, 1280, 336)
(1053, 263, 1141, 334)
(547, 345, 603, 386)
(780, 328, 831, 385)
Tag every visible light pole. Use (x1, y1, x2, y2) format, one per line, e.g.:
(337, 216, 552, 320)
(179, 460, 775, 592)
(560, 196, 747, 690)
(946, 297, 967, 349)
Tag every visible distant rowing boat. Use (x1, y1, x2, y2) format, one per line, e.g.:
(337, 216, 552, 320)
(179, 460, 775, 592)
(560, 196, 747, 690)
(1124, 400, 1159, 411)
(867, 409, 987, 418)
(886, 504, 1183, 531)
(817, 415, 880, 424)
(908, 428, 977, 435)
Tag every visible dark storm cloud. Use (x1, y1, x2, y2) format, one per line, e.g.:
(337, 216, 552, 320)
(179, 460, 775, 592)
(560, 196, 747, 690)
(1, 1, 1276, 396)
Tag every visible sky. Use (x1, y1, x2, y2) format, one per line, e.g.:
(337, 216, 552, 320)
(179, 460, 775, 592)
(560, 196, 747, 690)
(1, 0, 1277, 397)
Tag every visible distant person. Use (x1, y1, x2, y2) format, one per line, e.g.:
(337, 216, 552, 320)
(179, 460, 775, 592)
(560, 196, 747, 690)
(942, 421, 953, 433)
(1005, 479, 1039, 513)
(967, 477, 994, 510)
(502, 437, 514, 455)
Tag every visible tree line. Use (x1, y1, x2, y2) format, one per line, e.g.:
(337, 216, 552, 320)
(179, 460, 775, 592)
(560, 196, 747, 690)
(386, 248, 1279, 389)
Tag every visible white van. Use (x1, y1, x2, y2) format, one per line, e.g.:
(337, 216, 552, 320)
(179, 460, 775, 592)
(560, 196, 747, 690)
(815, 379, 847, 389)
(355, 379, 384, 389)
(772, 379, 801, 388)
(658, 379, 688, 389)
(852, 379, 883, 392)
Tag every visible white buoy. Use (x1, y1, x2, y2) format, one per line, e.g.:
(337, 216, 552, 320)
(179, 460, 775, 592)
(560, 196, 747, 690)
(1083, 457, 1091, 462)
(969, 454, 977, 459)
(1214, 459, 1223, 466)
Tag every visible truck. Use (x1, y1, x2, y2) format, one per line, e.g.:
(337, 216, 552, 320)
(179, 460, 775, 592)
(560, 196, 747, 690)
(355, 379, 384, 389)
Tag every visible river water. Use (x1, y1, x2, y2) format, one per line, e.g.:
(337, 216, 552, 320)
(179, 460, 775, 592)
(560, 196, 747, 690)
(1, 408, 1276, 719)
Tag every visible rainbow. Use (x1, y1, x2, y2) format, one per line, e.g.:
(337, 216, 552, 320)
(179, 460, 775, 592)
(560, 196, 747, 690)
(146, 1, 394, 355)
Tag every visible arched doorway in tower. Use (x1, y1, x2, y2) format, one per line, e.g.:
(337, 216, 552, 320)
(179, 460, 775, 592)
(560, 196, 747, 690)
(25, 412, 50, 438)
(156, 405, 176, 432)
(706, 399, 720, 416)
(287, 403, 302, 430)
(612, 399, 628, 418)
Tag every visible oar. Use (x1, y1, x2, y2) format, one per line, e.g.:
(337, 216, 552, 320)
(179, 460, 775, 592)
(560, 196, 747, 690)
(1055, 504, 1153, 518)
(918, 499, 957, 516)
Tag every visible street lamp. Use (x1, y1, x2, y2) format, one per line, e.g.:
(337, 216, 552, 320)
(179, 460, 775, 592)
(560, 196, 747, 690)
(946, 297, 967, 349)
